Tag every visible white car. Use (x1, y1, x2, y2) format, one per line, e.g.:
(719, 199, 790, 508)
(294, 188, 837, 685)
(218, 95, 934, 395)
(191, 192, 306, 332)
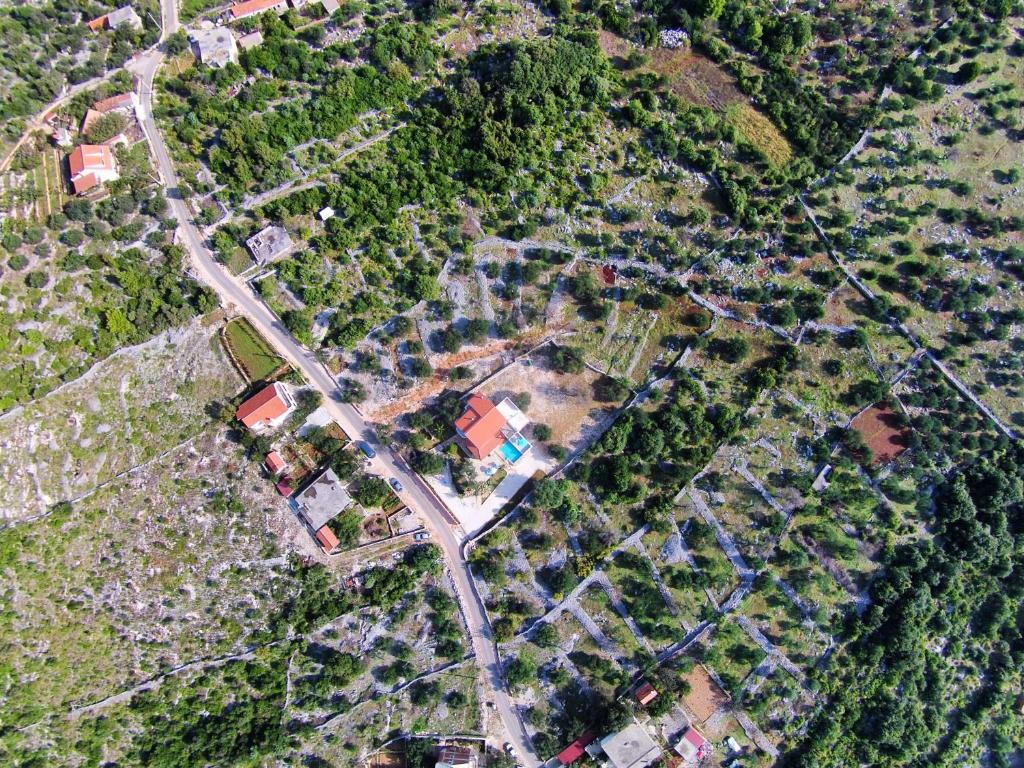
(503, 743, 517, 757)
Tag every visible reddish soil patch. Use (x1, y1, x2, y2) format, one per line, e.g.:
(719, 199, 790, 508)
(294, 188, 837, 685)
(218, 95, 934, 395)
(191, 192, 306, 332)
(681, 664, 730, 723)
(851, 404, 910, 464)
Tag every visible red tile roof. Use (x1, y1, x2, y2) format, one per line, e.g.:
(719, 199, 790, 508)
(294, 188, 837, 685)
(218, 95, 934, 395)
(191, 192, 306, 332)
(68, 144, 115, 177)
(635, 682, 658, 706)
(455, 393, 507, 460)
(276, 478, 294, 496)
(229, 0, 287, 18)
(315, 525, 340, 552)
(236, 383, 290, 429)
(71, 173, 100, 195)
(87, 14, 108, 31)
(93, 93, 135, 112)
(265, 450, 287, 474)
(557, 731, 597, 766)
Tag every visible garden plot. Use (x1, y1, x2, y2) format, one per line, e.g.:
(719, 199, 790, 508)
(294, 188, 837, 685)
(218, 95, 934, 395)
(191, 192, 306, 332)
(698, 619, 767, 699)
(578, 583, 652, 667)
(742, 665, 817, 749)
(302, 662, 482, 762)
(809, 27, 1024, 426)
(674, 497, 742, 606)
(0, 317, 243, 520)
(851, 403, 911, 465)
(603, 550, 688, 652)
(0, 427, 299, 733)
(737, 575, 830, 675)
(510, 505, 572, 574)
(642, 525, 714, 630)
(222, 316, 288, 382)
(694, 454, 782, 565)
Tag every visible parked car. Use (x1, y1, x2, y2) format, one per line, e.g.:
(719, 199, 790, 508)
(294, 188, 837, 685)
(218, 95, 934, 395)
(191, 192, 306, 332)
(504, 744, 517, 758)
(414, 531, 431, 541)
(356, 441, 376, 458)
(389, 477, 404, 492)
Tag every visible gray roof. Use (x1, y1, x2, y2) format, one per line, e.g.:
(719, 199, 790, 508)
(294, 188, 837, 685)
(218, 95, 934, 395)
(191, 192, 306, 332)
(600, 724, 662, 768)
(295, 467, 352, 530)
(107, 5, 142, 28)
(190, 27, 238, 67)
(246, 225, 294, 263)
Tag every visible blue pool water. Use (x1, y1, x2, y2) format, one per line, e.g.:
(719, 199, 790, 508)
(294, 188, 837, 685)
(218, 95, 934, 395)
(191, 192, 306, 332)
(499, 440, 524, 463)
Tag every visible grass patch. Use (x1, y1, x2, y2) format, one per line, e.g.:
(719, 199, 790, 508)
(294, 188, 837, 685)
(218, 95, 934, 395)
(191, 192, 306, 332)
(223, 317, 286, 382)
(726, 103, 794, 168)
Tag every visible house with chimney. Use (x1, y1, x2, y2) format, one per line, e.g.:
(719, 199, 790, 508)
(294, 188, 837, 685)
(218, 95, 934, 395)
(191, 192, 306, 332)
(235, 382, 296, 432)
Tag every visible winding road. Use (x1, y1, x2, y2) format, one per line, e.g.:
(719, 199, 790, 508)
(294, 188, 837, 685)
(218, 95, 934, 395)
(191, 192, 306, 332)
(128, 9, 539, 764)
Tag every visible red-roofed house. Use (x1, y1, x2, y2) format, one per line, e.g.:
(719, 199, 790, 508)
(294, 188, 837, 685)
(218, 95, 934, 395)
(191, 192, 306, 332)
(229, 0, 289, 20)
(635, 682, 658, 707)
(67, 144, 119, 195)
(265, 450, 287, 475)
(276, 477, 294, 496)
(314, 525, 340, 553)
(557, 732, 597, 766)
(81, 92, 137, 134)
(454, 393, 508, 460)
(235, 382, 296, 432)
(673, 727, 711, 764)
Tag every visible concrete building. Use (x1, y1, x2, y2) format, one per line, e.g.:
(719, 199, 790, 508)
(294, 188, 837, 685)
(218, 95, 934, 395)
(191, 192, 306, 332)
(246, 225, 294, 264)
(89, 5, 143, 31)
(237, 30, 264, 50)
(599, 723, 662, 768)
(190, 27, 239, 68)
(435, 745, 477, 768)
(293, 467, 354, 552)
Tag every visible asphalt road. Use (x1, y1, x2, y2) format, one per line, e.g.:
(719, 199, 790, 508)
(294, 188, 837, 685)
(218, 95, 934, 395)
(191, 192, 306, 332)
(130, 26, 541, 765)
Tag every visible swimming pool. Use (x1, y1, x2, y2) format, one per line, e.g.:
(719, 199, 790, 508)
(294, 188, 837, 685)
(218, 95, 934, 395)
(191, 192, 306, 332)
(499, 434, 530, 463)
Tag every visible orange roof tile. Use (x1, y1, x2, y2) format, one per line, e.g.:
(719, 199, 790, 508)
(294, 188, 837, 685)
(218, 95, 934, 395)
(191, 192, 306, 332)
(265, 451, 287, 474)
(92, 93, 135, 112)
(315, 525, 340, 552)
(236, 383, 291, 429)
(87, 14, 108, 31)
(72, 173, 100, 195)
(68, 144, 115, 177)
(229, 0, 287, 18)
(455, 393, 507, 459)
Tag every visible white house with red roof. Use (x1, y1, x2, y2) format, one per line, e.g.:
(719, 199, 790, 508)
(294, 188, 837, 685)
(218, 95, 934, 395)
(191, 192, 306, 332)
(235, 382, 296, 432)
(81, 92, 138, 135)
(673, 727, 711, 764)
(67, 144, 119, 195)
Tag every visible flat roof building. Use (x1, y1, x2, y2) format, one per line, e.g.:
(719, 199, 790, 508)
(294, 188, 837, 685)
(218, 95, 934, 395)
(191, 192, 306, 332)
(190, 27, 239, 68)
(600, 723, 662, 768)
(246, 225, 294, 264)
(237, 30, 264, 50)
(435, 745, 477, 768)
(294, 467, 353, 531)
